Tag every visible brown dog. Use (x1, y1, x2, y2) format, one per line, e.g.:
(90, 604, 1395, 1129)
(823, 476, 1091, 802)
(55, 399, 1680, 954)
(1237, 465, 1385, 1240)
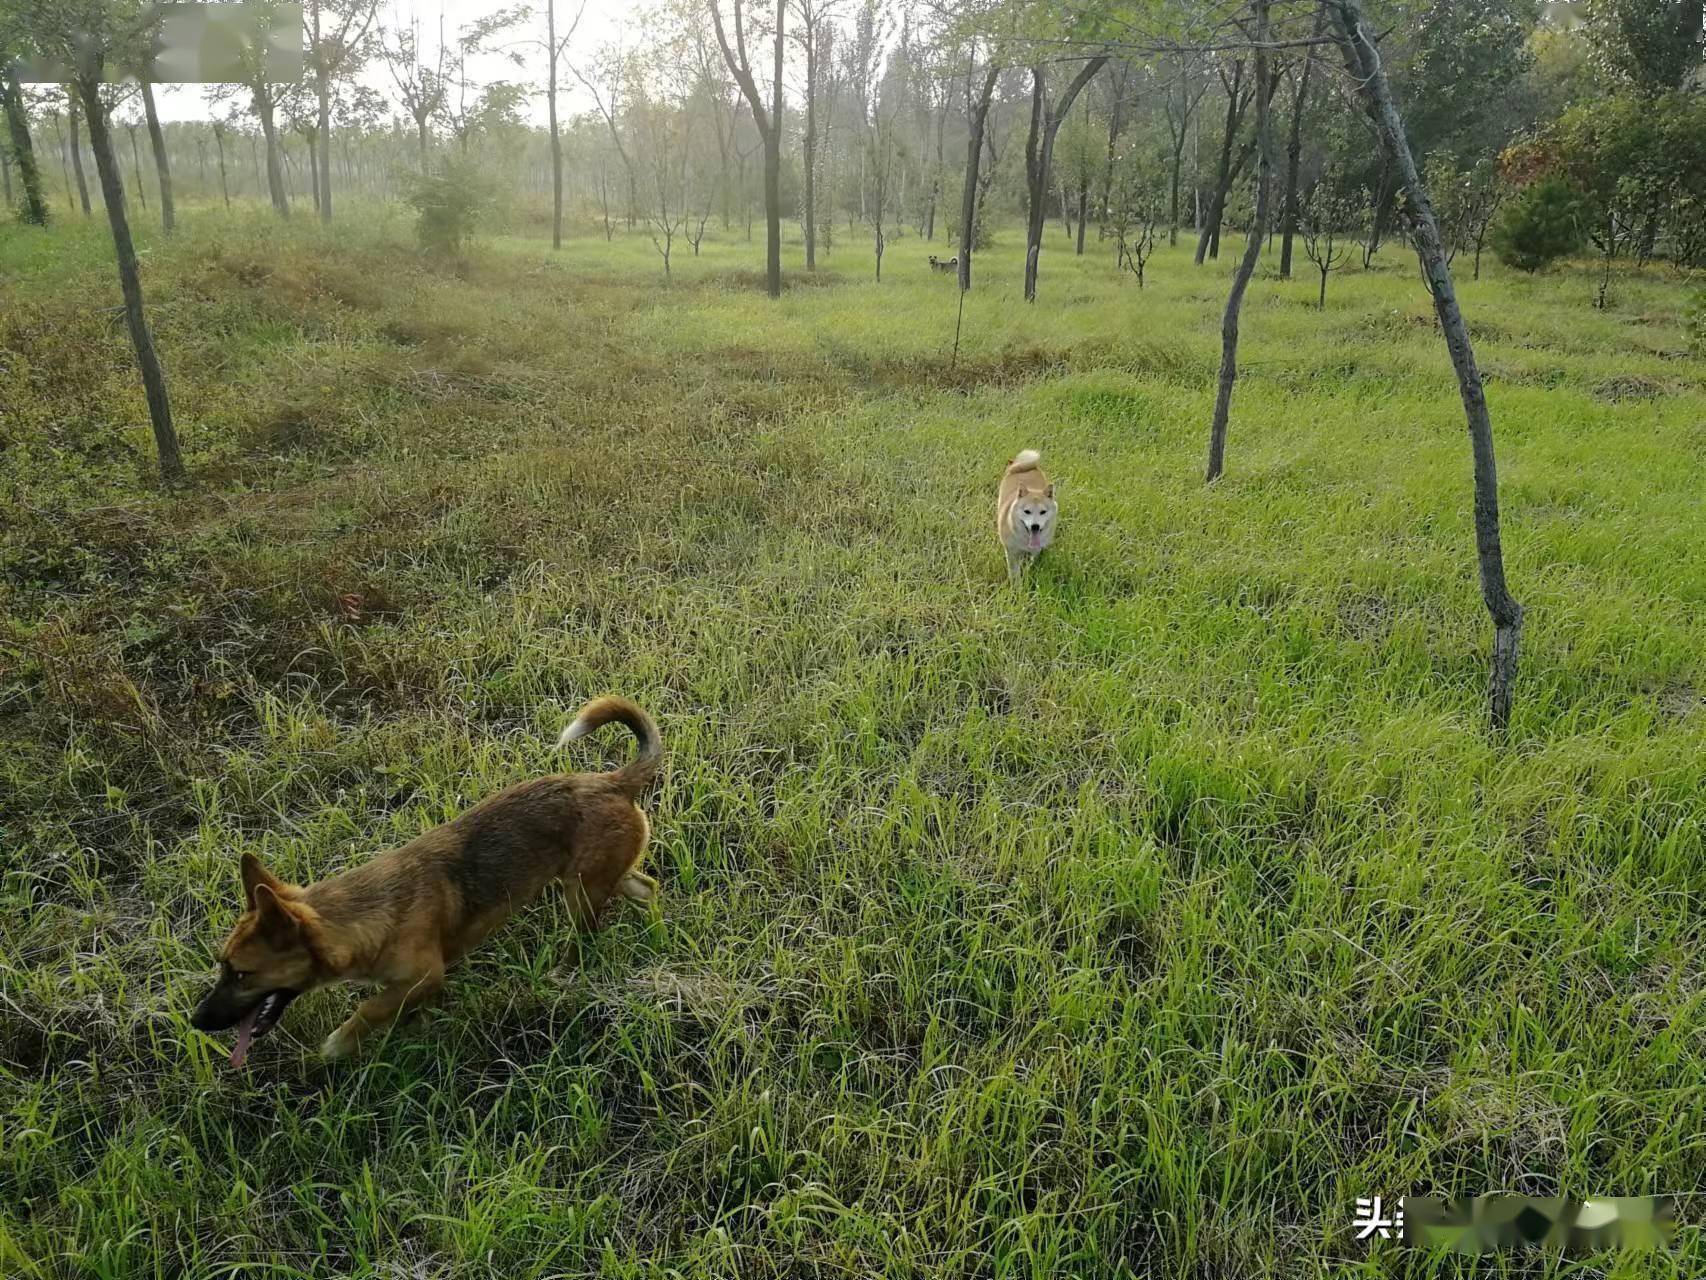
(996, 449, 1057, 584)
(190, 696, 662, 1064)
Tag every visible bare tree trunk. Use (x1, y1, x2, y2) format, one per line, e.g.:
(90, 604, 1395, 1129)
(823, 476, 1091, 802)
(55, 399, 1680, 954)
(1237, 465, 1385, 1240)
(1, 144, 10, 208)
(69, 94, 92, 214)
(764, 0, 784, 296)
(1023, 57, 1105, 301)
(1279, 14, 1321, 279)
(4, 69, 49, 225)
(214, 125, 231, 207)
(549, 0, 564, 249)
(74, 73, 183, 483)
(803, 29, 817, 271)
(1075, 178, 1088, 254)
(1327, 0, 1523, 730)
(1195, 63, 1244, 264)
(958, 63, 999, 292)
(1205, 0, 1271, 484)
(127, 123, 148, 209)
(140, 78, 174, 233)
(256, 88, 290, 217)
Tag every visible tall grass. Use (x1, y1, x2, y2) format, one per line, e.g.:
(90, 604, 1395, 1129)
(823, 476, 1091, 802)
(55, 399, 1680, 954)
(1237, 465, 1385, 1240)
(2, 206, 1702, 1278)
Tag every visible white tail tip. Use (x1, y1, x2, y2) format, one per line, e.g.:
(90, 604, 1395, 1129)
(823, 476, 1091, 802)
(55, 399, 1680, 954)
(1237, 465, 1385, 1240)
(556, 717, 591, 748)
(1012, 449, 1041, 468)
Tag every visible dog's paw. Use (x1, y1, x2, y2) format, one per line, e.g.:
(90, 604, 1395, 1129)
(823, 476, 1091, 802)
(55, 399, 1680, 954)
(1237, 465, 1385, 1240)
(321, 1026, 359, 1060)
(619, 872, 658, 902)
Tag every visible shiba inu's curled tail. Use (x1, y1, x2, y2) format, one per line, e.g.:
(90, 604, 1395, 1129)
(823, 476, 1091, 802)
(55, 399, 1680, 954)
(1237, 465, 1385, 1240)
(558, 696, 662, 797)
(1006, 449, 1041, 474)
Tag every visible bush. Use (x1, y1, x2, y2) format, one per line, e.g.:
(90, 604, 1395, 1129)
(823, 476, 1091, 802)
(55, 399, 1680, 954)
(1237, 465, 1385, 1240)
(1492, 177, 1583, 272)
(402, 158, 491, 258)
(1687, 290, 1705, 356)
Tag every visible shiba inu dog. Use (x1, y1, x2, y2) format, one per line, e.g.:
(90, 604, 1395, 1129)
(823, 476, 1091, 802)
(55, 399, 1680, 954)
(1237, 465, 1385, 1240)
(189, 697, 662, 1065)
(997, 449, 1057, 584)
(928, 254, 959, 273)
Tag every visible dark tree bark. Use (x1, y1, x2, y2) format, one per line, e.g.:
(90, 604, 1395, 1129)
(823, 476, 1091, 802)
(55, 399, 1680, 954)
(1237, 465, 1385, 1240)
(253, 83, 290, 216)
(1195, 61, 1246, 263)
(797, 7, 823, 272)
(548, 0, 564, 248)
(1327, 0, 1523, 730)
(126, 121, 148, 209)
(213, 121, 231, 207)
(140, 78, 174, 233)
(710, 0, 785, 297)
(3, 68, 50, 224)
(68, 92, 92, 214)
(1075, 178, 1088, 254)
(1205, 0, 1272, 484)
(1279, 9, 1323, 278)
(957, 62, 999, 292)
(73, 72, 183, 483)
(1, 141, 10, 208)
(1023, 56, 1105, 301)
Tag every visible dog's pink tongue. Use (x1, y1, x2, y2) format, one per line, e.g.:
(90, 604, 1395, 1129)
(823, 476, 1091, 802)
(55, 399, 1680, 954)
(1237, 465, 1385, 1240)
(1029, 532, 1041, 549)
(230, 1005, 260, 1069)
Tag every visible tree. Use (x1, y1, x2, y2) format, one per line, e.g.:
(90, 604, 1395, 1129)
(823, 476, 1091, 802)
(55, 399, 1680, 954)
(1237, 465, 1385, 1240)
(1020, 54, 1104, 300)
(1205, 0, 1272, 484)
(382, 10, 447, 163)
(1300, 178, 1357, 307)
(1491, 175, 1581, 272)
(1582, 0, 1705, 97)
(1428, 154, 1504, 281)
(1327, 0, 1525, 731)
(2, 61, 49, 223)
(1277, 7, 1323, 279)
(206, 1, 297, 218)
(16, 0, 184, 482)
(67, 86, 91, 213)
(306, 0, 380, 224)
(138, 72, 172, 232)
(865, 65, 902, 280)
(955, 41, 1000, 291)
(1160, 50, 1207, 247)
(1109, 150, 1159, 287)
(792, 0, 845, 272)
(517, 0, 590, 250)
(710, 0, 786, 297)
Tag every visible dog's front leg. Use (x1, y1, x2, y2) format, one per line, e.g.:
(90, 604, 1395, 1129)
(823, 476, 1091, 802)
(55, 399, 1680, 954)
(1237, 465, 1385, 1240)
(322, 967, 444, 1060)
(1006, 547, 1024, 586)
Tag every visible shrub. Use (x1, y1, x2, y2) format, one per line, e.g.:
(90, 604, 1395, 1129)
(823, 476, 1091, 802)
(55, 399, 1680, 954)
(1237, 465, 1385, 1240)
(1687, 289, 1705, 356)
(402, 158, 491, 259)
(1492, 177, 1583, 272)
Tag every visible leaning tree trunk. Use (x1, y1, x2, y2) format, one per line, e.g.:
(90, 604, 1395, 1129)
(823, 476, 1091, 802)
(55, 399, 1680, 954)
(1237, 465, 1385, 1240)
(957, 64, 999, 292)
(1023, 56, 1105, 302)
(1326, 0, 1523, 731)
(68, 93, 92, 214)
(1204, 0, 1272, 484)
(1279, 15, 1321, 279)
(803, 34, 817, 271)
(1195, 65, 1243, 264)
(256, 90, 290, 217)
(127, 124, 148, 209)
(548, 0, 563, 249)
(73, 72, 184, 483)
(2, 69, 49, 225)
(140, 78, 174, 233)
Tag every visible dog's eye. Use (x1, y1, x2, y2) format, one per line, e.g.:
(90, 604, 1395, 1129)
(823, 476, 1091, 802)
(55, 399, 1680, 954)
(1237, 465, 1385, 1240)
(230, 968, 251, 982)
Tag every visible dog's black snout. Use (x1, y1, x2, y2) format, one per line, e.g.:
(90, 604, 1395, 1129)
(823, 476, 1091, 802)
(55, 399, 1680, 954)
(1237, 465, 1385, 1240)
(190, 982, 243, 1031)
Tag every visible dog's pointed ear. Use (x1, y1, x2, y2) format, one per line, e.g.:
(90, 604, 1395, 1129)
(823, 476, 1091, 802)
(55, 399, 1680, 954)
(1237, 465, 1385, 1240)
(1045, 483, 1055, 498)
(1016, 484, 1029, 497)
(241, 852, 286, 909)
(251, 882, 303, 946)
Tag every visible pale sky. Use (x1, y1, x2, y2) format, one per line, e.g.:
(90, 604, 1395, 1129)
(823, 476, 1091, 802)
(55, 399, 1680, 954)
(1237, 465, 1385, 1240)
(149, 0, 651, 125)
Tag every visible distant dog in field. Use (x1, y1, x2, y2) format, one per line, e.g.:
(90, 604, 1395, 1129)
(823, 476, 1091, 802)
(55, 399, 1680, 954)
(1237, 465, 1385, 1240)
(190, 697, 662, 1065)
(997, 449, 1057, 584)
(929, 254, 959, 273)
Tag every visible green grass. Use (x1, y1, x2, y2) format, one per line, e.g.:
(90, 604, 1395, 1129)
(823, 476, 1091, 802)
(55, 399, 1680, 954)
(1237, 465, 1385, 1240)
(2, 204, 1703, 1279)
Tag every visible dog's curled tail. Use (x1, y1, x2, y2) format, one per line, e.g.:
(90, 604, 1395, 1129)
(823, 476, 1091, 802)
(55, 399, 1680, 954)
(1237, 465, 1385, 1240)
(558, 696, 662, 797)
(1006, 449, 1042, 474)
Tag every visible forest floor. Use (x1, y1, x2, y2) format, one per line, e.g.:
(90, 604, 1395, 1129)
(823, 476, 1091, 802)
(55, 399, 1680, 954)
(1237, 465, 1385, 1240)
(2, 207, 1703, 1278)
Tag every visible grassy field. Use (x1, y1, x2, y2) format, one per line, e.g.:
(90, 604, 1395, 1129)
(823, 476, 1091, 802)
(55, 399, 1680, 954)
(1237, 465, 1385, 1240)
(2, 205, 1702, 1278)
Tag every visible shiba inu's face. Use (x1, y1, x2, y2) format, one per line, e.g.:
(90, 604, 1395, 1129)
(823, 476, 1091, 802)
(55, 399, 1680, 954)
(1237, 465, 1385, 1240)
(1011, 484, 1057, 550)
(190, 854, 319, 1066)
